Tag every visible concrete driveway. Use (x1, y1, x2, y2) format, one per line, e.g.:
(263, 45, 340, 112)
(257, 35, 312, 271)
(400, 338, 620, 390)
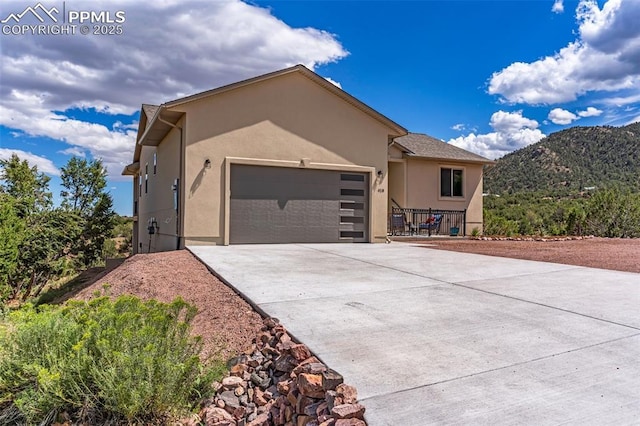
(188, 243, 640, 425)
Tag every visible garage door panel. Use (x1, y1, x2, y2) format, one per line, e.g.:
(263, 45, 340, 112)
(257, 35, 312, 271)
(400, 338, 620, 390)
(230, 165, 368, 244)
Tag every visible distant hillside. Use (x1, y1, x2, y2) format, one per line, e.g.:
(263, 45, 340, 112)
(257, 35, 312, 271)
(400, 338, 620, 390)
(484, 122, 640, 194)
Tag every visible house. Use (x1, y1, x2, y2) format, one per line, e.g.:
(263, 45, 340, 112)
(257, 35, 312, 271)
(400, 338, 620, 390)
(389, 133, 494, 234)
(123, 65, 493, 253)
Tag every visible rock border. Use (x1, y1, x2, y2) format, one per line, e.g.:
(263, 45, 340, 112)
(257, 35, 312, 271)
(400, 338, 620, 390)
(471, 235, 595, 242)
(189, 317, 367, 426)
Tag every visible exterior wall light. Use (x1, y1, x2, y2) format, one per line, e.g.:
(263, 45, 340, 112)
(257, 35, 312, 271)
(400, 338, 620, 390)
(204, 158, 211, 169)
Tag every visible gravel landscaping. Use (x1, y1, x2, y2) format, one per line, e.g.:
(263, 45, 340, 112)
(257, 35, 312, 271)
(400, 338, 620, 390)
(424, 237, 640, 273)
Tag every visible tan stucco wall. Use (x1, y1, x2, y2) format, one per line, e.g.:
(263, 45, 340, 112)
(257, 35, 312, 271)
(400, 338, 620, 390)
(388, 144, 404, 160)
(387, 161, 406, 210)
(173, 72, 394, 245)
(404, 159, 484, 233)
(135, 121, 182, 252)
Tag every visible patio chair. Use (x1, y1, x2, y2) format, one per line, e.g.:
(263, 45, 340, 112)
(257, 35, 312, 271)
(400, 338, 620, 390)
(390, 213, 407, 235)
(418, 214, 442, 235)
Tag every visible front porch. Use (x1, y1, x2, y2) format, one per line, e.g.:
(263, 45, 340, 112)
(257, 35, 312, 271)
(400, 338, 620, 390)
(389, 207, 467, 237)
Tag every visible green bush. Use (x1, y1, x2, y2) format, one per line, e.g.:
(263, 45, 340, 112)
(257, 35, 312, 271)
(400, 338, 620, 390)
(584, 187, 640, 238)
(0, 296, 225, 425)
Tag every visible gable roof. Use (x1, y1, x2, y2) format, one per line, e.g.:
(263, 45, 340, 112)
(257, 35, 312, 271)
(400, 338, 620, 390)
(393, 133, 494, 164)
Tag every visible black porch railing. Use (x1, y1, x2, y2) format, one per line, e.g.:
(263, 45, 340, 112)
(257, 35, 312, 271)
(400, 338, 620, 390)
(389, 207, 466, 237)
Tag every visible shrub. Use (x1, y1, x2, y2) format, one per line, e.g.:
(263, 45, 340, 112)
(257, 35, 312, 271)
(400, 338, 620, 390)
(0, 296, 224, 425)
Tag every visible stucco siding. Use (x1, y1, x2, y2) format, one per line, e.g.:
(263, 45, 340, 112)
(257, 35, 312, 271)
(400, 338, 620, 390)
(405, 159, 484, 233)
(388, 161, 406, 210)
(178, 72, 392, 245)
(136, 123, 182, 252)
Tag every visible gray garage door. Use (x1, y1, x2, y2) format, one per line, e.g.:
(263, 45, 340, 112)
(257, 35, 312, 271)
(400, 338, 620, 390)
(230, 165, 368, 244)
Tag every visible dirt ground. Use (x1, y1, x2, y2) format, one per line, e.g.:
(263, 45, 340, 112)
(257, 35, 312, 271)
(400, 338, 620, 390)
(72, 250, 264, 360)
(424, 237, 640, 273)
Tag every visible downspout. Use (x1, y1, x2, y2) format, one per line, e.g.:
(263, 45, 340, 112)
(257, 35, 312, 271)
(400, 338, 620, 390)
(157, 115, 184, 250)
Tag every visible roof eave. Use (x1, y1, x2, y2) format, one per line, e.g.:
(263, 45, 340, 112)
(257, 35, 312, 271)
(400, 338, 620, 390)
(138, 107, 184, 147)
(122, 161, 140, 176)
(406, 154, 495, 165)
(391, 140, 414, 155)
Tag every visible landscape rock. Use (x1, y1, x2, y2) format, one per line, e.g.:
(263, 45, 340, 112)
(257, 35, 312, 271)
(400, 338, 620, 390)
(209, 317, 367, 426)
(201, 406, 235, 425)
(250, 372, 271, 389)
(298, 373, 325, 398)
(335, 384, 357, 404)
(230, 363, 247, 377)
(325, 391, 342, 411)
(219, 390, 241, 409)
(322, 369, 344, 391)
(223, 376, 245, 389)
(275, 354, 298, 373)
(331, 404, 365, 420)
(247, 412, 269, 426)
(290, 343, 312, 361)
(295, 361, 327, 375)
(335, 419, 366, 426)
(296, 415, 312, 426)
(253, 387, 268, 406)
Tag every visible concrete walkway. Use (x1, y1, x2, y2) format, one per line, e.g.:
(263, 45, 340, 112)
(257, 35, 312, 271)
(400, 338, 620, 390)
(188, 243, 640, 425)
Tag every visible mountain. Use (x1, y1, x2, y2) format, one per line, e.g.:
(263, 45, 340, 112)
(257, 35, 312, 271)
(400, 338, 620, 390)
(484, 122, 640, 194)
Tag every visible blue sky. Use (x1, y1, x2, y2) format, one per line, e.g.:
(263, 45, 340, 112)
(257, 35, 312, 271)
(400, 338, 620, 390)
(1, 0, 639, 215)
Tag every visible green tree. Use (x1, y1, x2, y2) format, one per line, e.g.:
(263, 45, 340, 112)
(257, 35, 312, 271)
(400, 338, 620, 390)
(0, 154, 51, 215)
(60, 157, 107, 214)
(60, 158, 116, 266)
(0, 194, 25, 301)
(0, 156, 85, 302)
(585, 187, 640, 237)
(81, 193, 117, 265)
(12, 209, 82, 300)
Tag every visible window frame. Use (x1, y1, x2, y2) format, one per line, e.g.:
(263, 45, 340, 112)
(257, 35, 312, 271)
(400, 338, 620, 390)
(145, 163, 148, 194)
(439, 166, 465, 199)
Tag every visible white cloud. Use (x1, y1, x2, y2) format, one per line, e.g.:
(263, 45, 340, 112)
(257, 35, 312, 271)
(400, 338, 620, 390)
(489, 110, 539, 133)
(0, 0, 349, 178)
(58, 147, 87, 157)
(324, 77, 342, 89)
(601, 93, 640, 106)
(448, 111, 545, 159)
(552, 0, 565, 14)
(625, 115, 640, 125)
(548, 108, 579, 124)
(0, 148, 60, 176)
(489, 0, 640, 105)
(577, 106, 603, 117)
(0, 94, 135, 179)
(451, 123, 465, 131)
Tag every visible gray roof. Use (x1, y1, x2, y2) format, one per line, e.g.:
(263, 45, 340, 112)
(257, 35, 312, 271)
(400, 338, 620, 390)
(394, 133, 493, 164)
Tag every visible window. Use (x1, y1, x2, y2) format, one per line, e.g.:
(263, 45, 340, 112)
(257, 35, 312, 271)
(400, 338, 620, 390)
(441, 168, 463, 197)
(153, 152, 157, 174)
(138, 175, 142, 198)
(145, 163, 148, 194)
